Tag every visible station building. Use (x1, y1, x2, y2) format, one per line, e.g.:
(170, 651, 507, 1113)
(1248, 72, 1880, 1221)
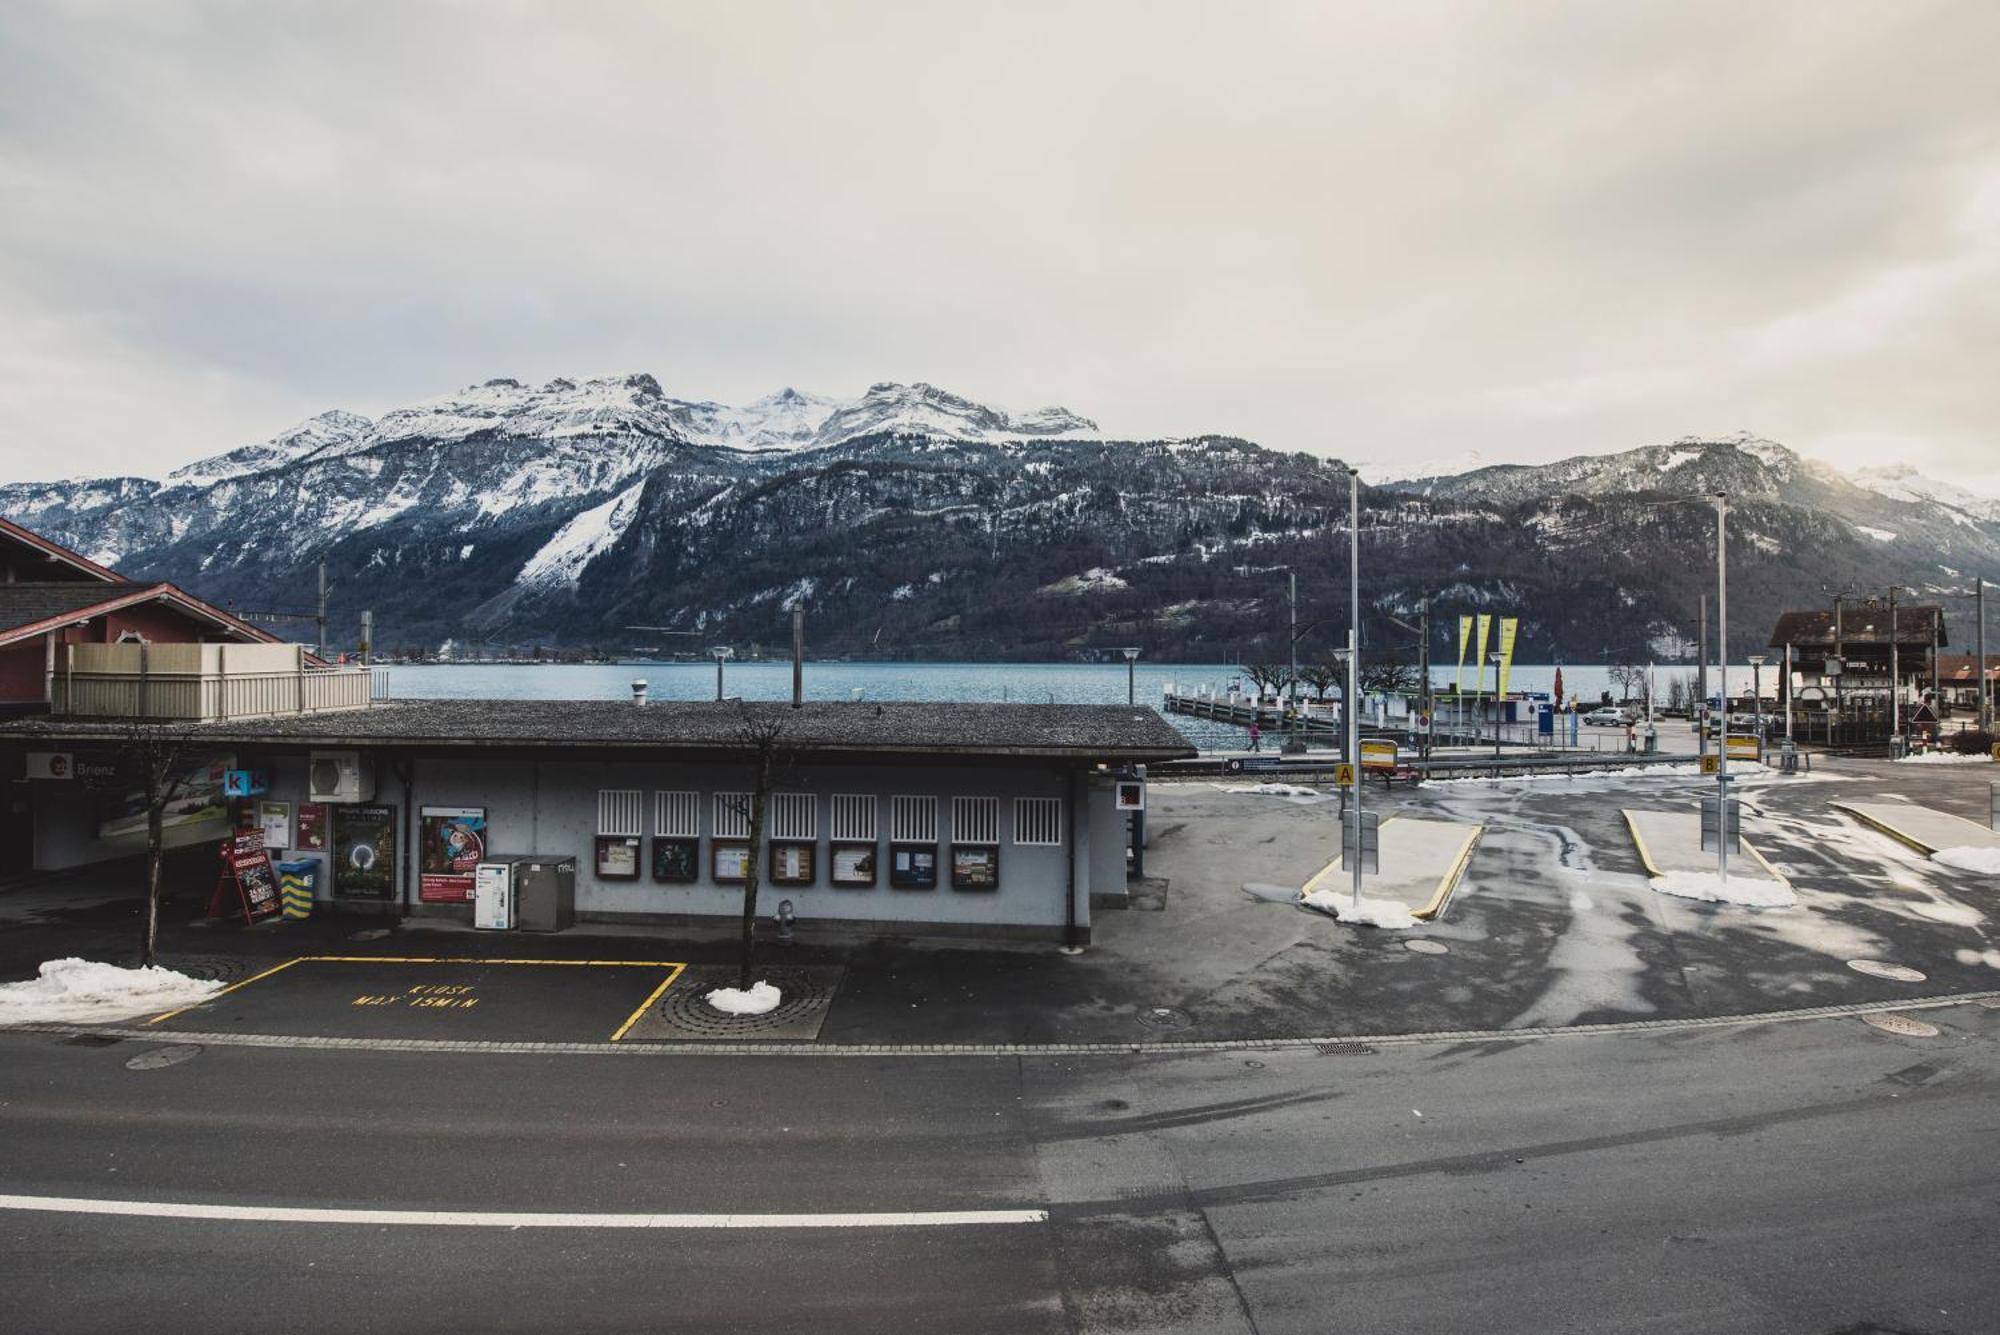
(0, 698, 1193, 944)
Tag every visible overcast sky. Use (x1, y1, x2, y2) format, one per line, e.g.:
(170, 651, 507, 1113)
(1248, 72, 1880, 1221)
(2, 1, 1996, 491)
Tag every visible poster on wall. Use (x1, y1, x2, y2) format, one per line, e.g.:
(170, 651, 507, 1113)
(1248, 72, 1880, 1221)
(830, 843, 876, 888)
(596, 834, 641, 880)
(95, 752, 235, 844)
(711, 840, 751, 884)
(890, 844, 938, 890)
(651, 837, 698, 884)
(951, 844, 1000, 891)
(258, 800, 292, 850)
(333, 804, 398, 900)
(419, 807, 487, 903)
(295, 802, 329, 851)
(769, 842, 815, 886)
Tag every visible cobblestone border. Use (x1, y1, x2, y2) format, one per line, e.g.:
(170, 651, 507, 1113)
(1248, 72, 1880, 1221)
(11, 988, 1998, 1059)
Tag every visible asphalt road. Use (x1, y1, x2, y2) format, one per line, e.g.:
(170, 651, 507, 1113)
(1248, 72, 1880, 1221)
(4, 1004, 1997, 1334)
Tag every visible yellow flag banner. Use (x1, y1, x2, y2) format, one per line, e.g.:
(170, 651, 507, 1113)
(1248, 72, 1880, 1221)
(1454, 616, 1472, 694)
(1497, 617, 1519, 698)
(1473, 614, 1492, 696)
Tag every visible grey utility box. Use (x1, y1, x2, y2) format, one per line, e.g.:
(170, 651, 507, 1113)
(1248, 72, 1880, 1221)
(516, 854, 577, 932)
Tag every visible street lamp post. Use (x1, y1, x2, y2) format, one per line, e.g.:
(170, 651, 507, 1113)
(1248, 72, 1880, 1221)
(710, 646, 733, 701)
(1121, 646, 1140, 706)
(1748, 654, 1766, 746)
(1346, 467, 1362, 913)
(1714, 495, 1730, 884)
(1489, 651, 1503, 758)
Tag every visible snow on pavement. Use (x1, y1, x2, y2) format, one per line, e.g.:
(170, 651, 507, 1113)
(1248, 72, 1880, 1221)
(1933, 846, 2000, 875)
(1648, 871, 1798, 908)
(705, 980, 783, 1015)
(1894, 751, 1992, 765)
(1300, 889, 1418, 929)
(1217, 782, 1320, 798)
(0, 958, 223, 1026)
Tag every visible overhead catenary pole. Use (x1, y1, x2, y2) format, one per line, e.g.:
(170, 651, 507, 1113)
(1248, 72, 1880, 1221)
(791, 608, 804, 708)
(1347, 468, 1362, 912)
(1714, 494, 1730, 884)
(1784, 641, 1794, 745)
(1289, 569, 1298, 721)
(317, 560, 328, 660)
(1697, 593, 1708, 735)
(1888, 585, 1900, 740)
(1979, 577, 1990, 730)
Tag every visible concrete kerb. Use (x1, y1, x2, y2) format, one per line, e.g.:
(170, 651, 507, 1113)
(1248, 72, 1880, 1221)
(1831, 802, 1939, 856)
(1621, 808, 1792, 888)
(1299, 816, 1485, 921)
(15, 987, 1999, 1059)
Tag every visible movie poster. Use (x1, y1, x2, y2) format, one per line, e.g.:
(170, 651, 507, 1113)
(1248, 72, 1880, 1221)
(419, 806, 487, 903)
(333, 804, 398, 900)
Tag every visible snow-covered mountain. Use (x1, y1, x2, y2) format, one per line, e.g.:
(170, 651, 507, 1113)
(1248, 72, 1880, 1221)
(3, 380, 1994, 662)
(1851, 463, 2000, 524)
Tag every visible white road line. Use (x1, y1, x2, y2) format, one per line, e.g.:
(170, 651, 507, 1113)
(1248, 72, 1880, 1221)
(0, 1194, 1045, 1229)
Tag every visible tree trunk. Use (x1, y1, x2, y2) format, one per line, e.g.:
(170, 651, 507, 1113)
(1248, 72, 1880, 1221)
(738, 803, 763, 990)
(142, 801, 164, 968)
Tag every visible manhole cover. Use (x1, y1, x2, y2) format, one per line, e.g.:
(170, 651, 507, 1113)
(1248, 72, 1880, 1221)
(155, 956, 250, 984)
(625, 965, 842, 1043)
(1136, 1006, 1194, 1031)
(1863, 1013, 1940, 1038)
(125, 1044, 202, 1071)
(1848, 960, 1928, 983)
(1404, 939, 1450, 955)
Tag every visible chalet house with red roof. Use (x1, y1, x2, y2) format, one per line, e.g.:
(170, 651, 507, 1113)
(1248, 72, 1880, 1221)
(0, 515, 291, 716)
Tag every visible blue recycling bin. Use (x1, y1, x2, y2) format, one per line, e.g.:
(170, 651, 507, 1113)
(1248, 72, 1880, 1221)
(277, 859, 318, 919)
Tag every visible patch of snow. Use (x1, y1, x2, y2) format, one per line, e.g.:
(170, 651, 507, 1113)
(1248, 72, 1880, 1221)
(889, 583, 915, 601)
(1300, 890, 1418, 929)
(0, 958, 223, 1026)
(1894, 751, 1991, 765)
(514, 479, 646, 589)
(1854, 524, 1897, 543)
(1219, 782, 1319, 797)
(1648, 871, 1797, 908)
(1428, 762, 1703, 787)
(1933, 846, 2000, 875)
(459, 544, 475, 560)
(1039, 567, 1129, 596)
(705, 981, 782, 1015)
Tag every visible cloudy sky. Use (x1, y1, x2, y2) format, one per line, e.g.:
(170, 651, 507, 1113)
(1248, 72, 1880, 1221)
(2, 1, 1996, 490)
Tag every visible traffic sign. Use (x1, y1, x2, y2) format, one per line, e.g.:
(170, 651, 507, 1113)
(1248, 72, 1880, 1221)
(1333, 763, 1355, 787)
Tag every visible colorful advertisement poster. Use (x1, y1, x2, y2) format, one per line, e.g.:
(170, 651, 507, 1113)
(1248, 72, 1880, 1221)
(296, 802, 329, 851)
(95, 752, 235, 843)
(258, 800, 292, 850)
(333, 804, 398, 900)
(419, 806, 487, 903)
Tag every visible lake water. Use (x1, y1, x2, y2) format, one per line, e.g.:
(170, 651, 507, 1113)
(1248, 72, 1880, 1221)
(382, 661, 1763, 751)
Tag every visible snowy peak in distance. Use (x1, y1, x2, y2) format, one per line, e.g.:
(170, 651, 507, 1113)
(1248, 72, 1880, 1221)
(167, 409, 373, 487)
(806, 381, 1099, 448)
(1851, 463, 2000, 523)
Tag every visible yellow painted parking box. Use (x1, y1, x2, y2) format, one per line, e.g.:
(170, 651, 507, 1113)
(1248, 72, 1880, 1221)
(148, 956, 685, 1043)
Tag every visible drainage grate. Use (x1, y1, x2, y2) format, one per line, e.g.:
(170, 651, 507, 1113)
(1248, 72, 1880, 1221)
(1862, 1013, 1940, 1038)
(623, 965, 842, 1043)
(1847, 960, 1928, 983)
(1314, 1040, 1377, 1056)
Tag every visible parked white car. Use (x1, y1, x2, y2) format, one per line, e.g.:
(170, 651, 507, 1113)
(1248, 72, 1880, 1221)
(1583, 707, 1635, 727)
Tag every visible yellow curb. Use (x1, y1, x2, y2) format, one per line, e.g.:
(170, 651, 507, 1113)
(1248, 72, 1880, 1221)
(1829, 802, 1939, 857)
(1622, 810, 1666, 878)
(1415, 824, 1484, 921)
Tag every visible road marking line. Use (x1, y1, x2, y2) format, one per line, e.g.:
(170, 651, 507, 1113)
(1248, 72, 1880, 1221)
(300, 956, 686, 967)
(609, 963, 687, 1042)
(147, 957, 305, 1025)
(0, 1193, 1045, 1229)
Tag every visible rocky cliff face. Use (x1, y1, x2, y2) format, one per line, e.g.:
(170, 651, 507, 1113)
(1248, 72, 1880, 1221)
(4, 382, 1993, 662)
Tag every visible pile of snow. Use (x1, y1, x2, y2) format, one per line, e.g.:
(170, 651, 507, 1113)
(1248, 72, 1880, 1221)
(1932, 846, 2000, 875)
(1894, 751, 1991, 765)
(1429, 762, 1701, 787)
(1300, 890, 1418, 929)
(0, 958, 223, 1026)
(704, 980, 782, 1016)
(1219, 782, 1319, 797)
(1649, 871, 1797, 908)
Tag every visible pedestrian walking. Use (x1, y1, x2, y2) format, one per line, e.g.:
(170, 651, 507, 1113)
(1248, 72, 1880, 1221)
(1248, 722, 1262, 752)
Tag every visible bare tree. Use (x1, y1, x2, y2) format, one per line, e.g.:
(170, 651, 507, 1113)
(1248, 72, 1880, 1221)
(1358, 658, 1420, 695)
(716, 706, 794, 990)
(1297, 662, 1341, 700)
(117, 722, 198, 967)
(1607, 661, 1647, 704)
(1246, 662, 1290, 700)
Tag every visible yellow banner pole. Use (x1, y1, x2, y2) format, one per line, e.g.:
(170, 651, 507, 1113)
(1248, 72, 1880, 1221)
(1454, 616, 1471, 695)
(1473, 614, 1492, 698)
(1497, 617, 1519, 698)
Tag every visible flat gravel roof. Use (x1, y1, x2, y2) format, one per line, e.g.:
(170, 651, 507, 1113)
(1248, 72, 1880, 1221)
(0, 698, 1196, 762)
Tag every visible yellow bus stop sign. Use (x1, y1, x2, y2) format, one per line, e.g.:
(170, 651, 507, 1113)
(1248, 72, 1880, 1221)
(1333, 763, 1355, 787)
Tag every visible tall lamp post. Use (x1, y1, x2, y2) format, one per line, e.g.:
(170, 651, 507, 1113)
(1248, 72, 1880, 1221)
(1121, 646, 1140, 706)
(1344, 467, 1363, 912)
(1713, 494, 1731, 884)
(709, 646, 733, 702)
(1489, 651, 1504, 758)
(1748, 654, 1766, 745)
